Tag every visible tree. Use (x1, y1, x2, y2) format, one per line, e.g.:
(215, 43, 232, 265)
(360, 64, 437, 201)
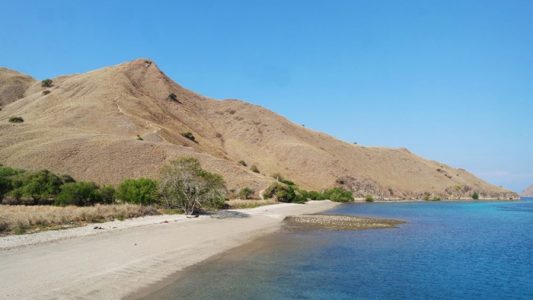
(0, 176, 11, 201)
(323, 187, 354, 202)
(264, 182, 296, 203)
(116, 178, 158, 205)
(0, 166, 25, 201)
(21, 170, 63, 204)
(159, 157, 227, 214)
(99, 185, 116, 204)
(472, 192, 480, 200)
(55, 182, 102, 206)
(238, 187, 255, 199)
(168, 93, 178, 101)
(41, 79, 53, 87)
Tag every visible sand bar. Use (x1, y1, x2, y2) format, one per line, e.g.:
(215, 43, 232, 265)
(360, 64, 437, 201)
(0, 201, 339, 299)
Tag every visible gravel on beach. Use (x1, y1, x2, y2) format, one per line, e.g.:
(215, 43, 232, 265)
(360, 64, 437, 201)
(284, 214, 405, 230)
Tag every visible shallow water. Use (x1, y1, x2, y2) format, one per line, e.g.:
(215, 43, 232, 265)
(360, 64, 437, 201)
(146, 199, 533, 299)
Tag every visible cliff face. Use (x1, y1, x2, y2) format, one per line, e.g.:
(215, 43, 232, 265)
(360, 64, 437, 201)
(0, 59, 519, 200)
(522, 185, 533, 197)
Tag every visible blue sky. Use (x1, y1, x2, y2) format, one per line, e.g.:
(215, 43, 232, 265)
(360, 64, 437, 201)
(1, 1, 532, 192)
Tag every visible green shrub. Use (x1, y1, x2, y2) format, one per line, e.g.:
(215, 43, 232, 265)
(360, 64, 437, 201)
(238, 160, 247, 167)
(41, 79, 53, 88)
(264, 182, 298, 203)
(181, 132, 197, 143)
(60, 174, 76, 184)
(301, 190, 327, 200)
(8, 117, 24, 123)
(365, 195, 374, 202)
(159, 157, 227, 214)
(117, 178, 158, 205)
(271, 173, 295, 186)
(136, 135, 143, 141)
(168, 93, 178, 101)
(99, 185, 116, 204)
(322, 187, 354, 202)
(0, 176, 11, 201)
(472, 192, 479, 200)
(20, 170, 63, 204)
(55, 182, 102, 206)
(238, 187, 255, 199)
(250, 165, 260, 173)
(0, 166, 25, 177)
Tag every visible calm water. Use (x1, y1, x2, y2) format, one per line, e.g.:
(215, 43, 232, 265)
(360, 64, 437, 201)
(147, 199, 533, 300)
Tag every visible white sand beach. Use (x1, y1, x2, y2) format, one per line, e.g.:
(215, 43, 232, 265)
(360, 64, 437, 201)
(0, 201, 339, 299)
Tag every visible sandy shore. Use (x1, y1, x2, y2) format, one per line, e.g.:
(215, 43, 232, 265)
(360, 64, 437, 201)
(0, 201, 339, 299)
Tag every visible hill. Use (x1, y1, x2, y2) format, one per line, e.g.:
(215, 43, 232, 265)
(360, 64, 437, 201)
(521, 185, 533, 197)
(0, 59, 518, 200)
(0, 67, 35, 107)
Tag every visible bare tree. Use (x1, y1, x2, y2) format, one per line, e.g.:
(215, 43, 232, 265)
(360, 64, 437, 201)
(159, 157, 226, 215)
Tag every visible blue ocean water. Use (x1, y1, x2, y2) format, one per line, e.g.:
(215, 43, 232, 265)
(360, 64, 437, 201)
(146, 199, 533, 300)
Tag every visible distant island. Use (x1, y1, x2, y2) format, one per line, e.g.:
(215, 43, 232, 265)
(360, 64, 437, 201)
(522, 185, 533, 197)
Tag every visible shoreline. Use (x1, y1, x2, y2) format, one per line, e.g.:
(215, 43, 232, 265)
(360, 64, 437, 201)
(0, 201, 340, 299)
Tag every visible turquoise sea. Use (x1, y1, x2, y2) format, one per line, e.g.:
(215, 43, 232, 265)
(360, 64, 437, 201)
(146, 199, 533, 300)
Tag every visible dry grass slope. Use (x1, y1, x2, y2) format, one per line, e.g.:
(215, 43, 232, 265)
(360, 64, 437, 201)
(0, 59, 518, 200)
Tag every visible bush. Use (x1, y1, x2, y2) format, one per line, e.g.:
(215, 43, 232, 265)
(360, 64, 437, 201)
(365, 195, 374, 202)
(181, 132, 197, 143)
(168, 93, 178, 101)
(20, 170, 63, 204)
(136, 134, 143, 141)
(0, 166, 25, 178)
(60, 174, 76, 184)
(271, 173, 295, 186)
(301, 190, 327, 200)
(322, 187, 354, 202)
(159, 157, 227, 214)
(41, 79, 53, 88)
(42, 90, 51, 95)
(264, 182, 297, 203)
(238, 160, 247, 167)
(238, 187, 255, 199)
(99, 185, 116, 204)
(472, 192, 479, 200)
(0, 176, 11, 201)
(250, 165, 260, 173)
(116, 178, 158, 205)
(8, 117, 24, 123)
(55, 182, 102, 206)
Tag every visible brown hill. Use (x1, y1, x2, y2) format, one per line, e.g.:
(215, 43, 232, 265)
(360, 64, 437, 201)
(0, 67, 35, 107)
(0, 59, 518, 200)
(521, 185, 533, 197)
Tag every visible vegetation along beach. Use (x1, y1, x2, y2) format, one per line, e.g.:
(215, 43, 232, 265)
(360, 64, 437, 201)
(1, 1, 532, 299)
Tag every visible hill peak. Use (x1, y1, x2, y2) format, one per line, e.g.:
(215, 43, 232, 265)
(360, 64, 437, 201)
(0, 67, 35, 106)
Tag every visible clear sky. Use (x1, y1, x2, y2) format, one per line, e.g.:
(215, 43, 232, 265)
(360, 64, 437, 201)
(1, 1, 532, 192)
